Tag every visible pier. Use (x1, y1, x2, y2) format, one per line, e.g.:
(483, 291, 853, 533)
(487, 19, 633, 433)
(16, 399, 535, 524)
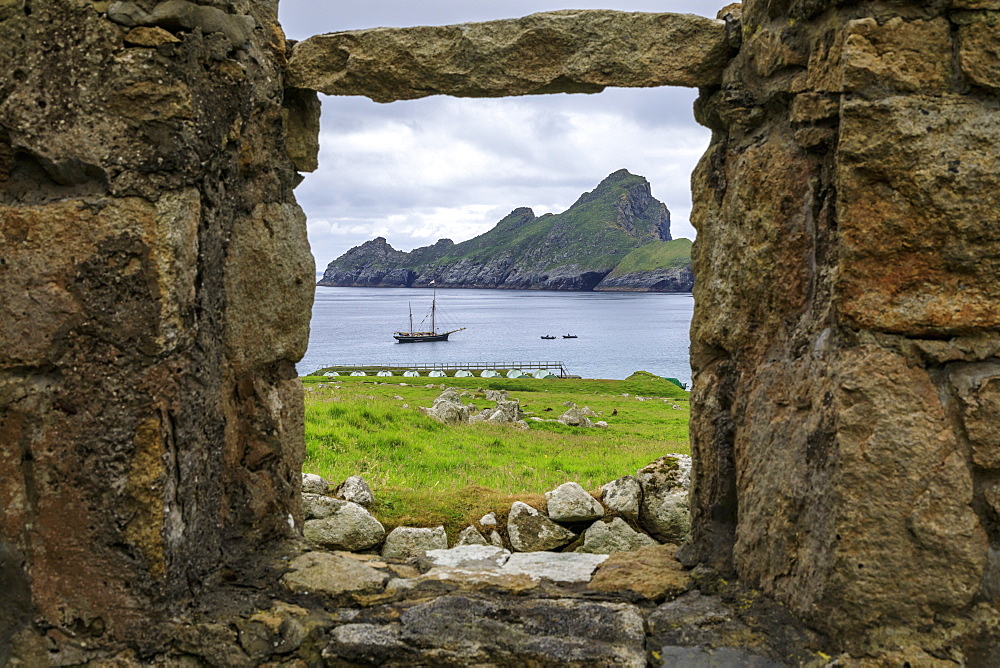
(313, 361, 575, 378)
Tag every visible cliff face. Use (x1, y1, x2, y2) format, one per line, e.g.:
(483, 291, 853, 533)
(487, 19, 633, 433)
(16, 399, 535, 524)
(318, 170, 693, 292)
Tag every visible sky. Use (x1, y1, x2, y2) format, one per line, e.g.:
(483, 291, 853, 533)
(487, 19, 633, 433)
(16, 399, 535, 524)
(278, 1, 722, 273)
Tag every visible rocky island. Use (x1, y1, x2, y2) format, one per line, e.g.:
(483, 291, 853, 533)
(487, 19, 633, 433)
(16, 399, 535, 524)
(317, 169, 694, 292)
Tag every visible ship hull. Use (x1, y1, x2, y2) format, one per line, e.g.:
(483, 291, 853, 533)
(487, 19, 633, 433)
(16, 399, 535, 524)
(393, 332, 451, 343)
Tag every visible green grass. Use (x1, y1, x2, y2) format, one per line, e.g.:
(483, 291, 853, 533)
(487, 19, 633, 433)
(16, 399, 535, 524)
(301, 372, 690, 537)
(606, 238, 693, 275)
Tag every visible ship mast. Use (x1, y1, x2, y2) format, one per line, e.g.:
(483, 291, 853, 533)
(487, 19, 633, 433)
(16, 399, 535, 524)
(431, 282, 436, 333)
(408, 302, 413, 333)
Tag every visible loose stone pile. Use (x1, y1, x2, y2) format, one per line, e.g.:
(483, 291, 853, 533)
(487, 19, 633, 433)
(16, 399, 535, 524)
(300, 453, 691, 559)
(419, 388, 613, 429)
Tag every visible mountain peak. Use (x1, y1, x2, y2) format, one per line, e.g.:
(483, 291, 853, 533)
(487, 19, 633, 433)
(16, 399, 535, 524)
(597, 168, 638, 187)
(317, 171, 687, 291)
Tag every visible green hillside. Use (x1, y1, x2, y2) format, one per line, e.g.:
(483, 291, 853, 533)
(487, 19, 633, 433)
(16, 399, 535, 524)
(426, 170, 669, 271)
(318, 169, 694, 292)
(606, 239, 693, 276)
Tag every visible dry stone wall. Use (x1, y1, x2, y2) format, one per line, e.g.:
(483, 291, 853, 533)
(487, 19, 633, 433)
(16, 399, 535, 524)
(0, 0, 314, 661)
(2, 0, 998, 663)
(687, 0, 1000, 654)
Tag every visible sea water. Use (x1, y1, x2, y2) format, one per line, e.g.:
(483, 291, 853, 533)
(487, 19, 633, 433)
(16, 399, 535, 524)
(299, 287, 694, 385)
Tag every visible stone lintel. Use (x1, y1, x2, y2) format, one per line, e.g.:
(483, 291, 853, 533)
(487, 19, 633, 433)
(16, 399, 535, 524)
(287, 10, 729, 102)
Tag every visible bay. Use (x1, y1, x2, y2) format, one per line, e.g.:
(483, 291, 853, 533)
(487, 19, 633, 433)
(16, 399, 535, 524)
(298, 287, 693, 385)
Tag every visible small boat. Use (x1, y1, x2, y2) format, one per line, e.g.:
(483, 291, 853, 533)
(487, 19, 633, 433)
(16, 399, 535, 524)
(540, 335, 556, 340)
(563, 334, 578, 339)
(393, 284, 466, 343)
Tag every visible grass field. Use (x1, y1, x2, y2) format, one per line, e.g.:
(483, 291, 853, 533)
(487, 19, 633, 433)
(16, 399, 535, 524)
(301, 371, 690, 536)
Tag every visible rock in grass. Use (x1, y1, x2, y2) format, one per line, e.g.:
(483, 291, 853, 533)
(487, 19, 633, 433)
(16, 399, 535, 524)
(456, 526, 489, 546)
(545, 482, 605, 522)
(488, 530, 505, 549)
(303, 501, 385, 551)
(301, 472, 330, 494)
(382, 526, 448, 559)
(574, 518, 658, 554)
(601, 475, 642, 523)
(335, 475, 375, 507)
(488, 399, 523, 423)
(507, 501, 575, 552)
(420, 389, 472, 424)
(558, 406, 594, 427)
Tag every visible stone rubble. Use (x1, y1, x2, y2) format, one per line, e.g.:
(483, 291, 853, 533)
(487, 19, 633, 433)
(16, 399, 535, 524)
(545, 481, 605, 522)
(267, 541, 820, 666)
(421, 388, 528, 428)
(455, 525, 489, 546)
(601, 475, 643, 523)
(301, 473, 331, 495)
(333, 475, 375, 507)
(300, 455, 692, 559)
(381, 526, 448, 560)
(507, 501, 577, 552)
(575, 517, 660, 555)
(302, 500, 386, 552)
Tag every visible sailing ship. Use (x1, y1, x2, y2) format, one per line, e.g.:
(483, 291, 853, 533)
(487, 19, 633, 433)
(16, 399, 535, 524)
(393, 284, 466, 343)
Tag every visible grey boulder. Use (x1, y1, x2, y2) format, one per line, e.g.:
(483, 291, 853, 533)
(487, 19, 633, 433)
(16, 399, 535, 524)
(507, 501, 575, 552)
(601, 475, 642, 523)
(302, 500, 386, 551)
(574, 517, 659, 554)
(335, 475, 375, 507)
(545, 481, 604, 522)
(382, 526, 448, 559)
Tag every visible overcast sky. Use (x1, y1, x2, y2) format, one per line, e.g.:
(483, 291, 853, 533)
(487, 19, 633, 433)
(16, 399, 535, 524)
(278, 1, 721, 272)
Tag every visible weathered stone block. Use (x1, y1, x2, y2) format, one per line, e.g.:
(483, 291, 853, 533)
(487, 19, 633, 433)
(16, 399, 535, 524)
(746, 26, 808, 78)
(842, 18, 952, 94)
(1, 192, 200, 365)
(381, 526, 447, 559)
(836, 95, 1000, 335)
(224, 201, 314, 374)
(949, 363, 1000, 469)
(791, 92, 839, 124)
(287, 10, 729, 102)
(958, 12, 1000, 89)
(545, 481, 604, 522)
(691, 130, 816, 357)
(303, 502, 386, 551)
(282, 552, 389, 598)
(807, 18, 952, 94)
(507, 501, 576, 551)
(282, 87, 320, 173)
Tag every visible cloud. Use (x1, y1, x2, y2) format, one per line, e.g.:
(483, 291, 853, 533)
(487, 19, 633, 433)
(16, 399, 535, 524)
(279, 0, 723, 38)
(281, 0, 715, 267)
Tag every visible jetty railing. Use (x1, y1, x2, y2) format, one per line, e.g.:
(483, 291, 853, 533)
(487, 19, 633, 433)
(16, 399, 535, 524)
(316, 361, 572, 378)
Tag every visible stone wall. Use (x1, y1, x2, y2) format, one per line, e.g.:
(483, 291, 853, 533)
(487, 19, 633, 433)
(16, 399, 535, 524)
(0, 0, 314, 661)
(687, 0, 1000, 653)
(2, 0, 998, 663)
